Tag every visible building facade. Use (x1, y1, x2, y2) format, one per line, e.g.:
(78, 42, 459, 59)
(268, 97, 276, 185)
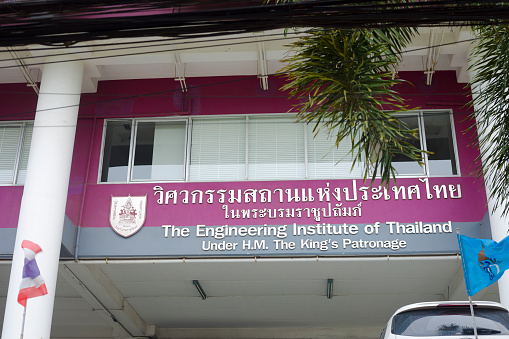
(0, 28, 506, 339)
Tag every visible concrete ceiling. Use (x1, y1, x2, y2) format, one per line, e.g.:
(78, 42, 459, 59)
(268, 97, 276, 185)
(0, 256, 500, 339)
(0, 27, 473, 93)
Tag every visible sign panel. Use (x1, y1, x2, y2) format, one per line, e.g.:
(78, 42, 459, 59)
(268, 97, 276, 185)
(79, 177, 488, 258)
(79, 221, 483, 257)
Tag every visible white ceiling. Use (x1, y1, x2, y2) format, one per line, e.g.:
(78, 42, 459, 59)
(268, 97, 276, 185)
(1, 256, 499, 339)
(0, 27, 473, 93)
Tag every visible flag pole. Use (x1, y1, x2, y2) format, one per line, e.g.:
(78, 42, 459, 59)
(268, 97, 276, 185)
(457, 228, 479, 339)
(20, 304, 27, 339)
(468, 295, 479, 339)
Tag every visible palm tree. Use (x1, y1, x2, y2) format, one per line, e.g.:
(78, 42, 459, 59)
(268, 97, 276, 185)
(270, 1, 509, 213)
(281, 27, 423, 184)
(469, 25, 509, 215)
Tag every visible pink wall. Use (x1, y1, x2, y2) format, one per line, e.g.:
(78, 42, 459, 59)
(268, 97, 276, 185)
(0, 71, 487, 229)
(0, 187, 24, 229)
(0, 85, 37, 228)
(80, 177, 484, 229)
(78, 75, 294, 118)
(0, 83, 37, 121)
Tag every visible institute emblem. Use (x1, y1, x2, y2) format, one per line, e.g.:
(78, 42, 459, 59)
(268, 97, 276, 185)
(478, 245, 501, 280)
(110, 195, 147, 237)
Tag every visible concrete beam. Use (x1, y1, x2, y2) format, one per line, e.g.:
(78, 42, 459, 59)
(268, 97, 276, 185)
(60, 263, 154, 338)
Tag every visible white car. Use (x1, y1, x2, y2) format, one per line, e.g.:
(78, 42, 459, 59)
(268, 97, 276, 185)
(380, 301, 509, 338)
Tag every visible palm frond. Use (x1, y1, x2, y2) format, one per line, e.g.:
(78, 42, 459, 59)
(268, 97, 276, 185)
(470, 25, 509, 215)
(281, 27, 424, 184)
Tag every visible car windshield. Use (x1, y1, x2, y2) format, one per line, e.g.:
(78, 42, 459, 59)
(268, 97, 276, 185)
(392, 307, 509, 336)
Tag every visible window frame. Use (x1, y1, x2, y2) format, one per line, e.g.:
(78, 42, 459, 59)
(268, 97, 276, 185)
(187, 113, 366, 182)
(98, 110, 460, 184)
(130, 118, 189, 183)
(391, 109, 460, 178)
(246, 114, 308, 181)
(99, 118, 190, 184)
(98, 118, 134, 184)
(188, 115, 248, 182)
(0, 121, 33, 186)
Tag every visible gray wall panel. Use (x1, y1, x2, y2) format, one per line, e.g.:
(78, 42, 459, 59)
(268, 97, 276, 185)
(77, 221, 483, 258)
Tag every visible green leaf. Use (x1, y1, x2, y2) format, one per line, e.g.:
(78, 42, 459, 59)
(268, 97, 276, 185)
(281, 27, 425, 185)
(470, 24, 509, 215)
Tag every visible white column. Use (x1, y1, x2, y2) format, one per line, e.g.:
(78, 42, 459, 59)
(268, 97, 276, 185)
(473, 117, 509, 307)
(476, 114, 509, 305)
(1, 58, 84, 339)
(484, 200, 509, 307)
(469, 58, 509, 307)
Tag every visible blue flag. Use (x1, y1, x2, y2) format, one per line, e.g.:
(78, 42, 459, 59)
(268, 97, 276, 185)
(458, 234, 509, 296)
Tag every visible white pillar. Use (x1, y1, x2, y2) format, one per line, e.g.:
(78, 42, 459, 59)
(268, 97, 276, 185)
(1, 58, 84, 339)
(473, 117, 509, 307)
(476, 113, 509, 305)
(469, 58, 509, 307)
(484, 201, 509, 307)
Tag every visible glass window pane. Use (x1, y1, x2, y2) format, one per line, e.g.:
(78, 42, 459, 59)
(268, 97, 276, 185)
(190, 118, 246, 181)
(16, 123, 33, 185)
(423, 113, 458, 176)
(0, 125, 22, 184)
(307, 125, 362, 178)
(132, 121, 186, 181)
(393, 307, 509, 336)
(101, 121, 132, 183)
(392, 115, 425, 176)
(248, 116, 305, 180)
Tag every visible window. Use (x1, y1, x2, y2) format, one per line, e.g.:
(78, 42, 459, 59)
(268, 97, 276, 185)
(187, 116, 360, 182)
(132, 121, 186, 181)
(247, 116, 306, 180)
(189, 117, 246, 181)
(101, 121, 131, 182)
(100, 111, 457, 183)
(307, 124, 361, 179)
(392, 307, 509, 336)
(393, 111, 458, 176)
(423, 112, 458, 175)
(0, 122, 33, 185)
(101, 119, 187, 183)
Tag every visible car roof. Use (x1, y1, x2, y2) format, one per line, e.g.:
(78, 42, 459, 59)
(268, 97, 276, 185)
(393, 301, 509, 315)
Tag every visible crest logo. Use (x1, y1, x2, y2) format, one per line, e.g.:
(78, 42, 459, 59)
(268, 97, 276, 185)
(110, 195, 147, 238)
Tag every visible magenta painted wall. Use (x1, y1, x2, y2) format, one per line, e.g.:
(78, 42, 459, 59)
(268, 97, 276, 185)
(0, 187, 24, 228)
(0, 84, 37, 229)
(80, 177, 484, 230)
(0, 71, 486, 230)
(78, 75, 294, 118)
(0, 83, 38, 121)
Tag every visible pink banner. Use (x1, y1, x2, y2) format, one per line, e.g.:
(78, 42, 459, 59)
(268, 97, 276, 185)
(81, 177, 486, 229)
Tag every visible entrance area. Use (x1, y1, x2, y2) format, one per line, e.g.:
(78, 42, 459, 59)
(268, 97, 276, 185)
(0, 256, 499, 338)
